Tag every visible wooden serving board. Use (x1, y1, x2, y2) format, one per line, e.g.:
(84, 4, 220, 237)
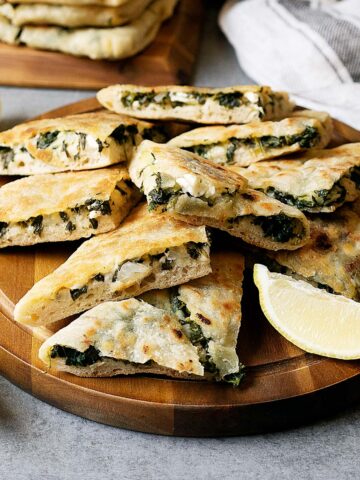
(0, 0, 203, 89)
(1, 99, 360, 437)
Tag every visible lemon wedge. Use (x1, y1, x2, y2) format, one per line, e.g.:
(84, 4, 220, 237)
(253, 263, 360, 359)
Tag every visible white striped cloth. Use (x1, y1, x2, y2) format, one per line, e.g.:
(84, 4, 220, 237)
(219, 0, 360, 129)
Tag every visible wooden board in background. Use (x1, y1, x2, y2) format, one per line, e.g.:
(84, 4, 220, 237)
(0, 0, 203, 89)
(1, 99, 360, 436)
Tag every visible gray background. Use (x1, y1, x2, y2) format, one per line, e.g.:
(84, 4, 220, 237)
(1, 4, 360, 480)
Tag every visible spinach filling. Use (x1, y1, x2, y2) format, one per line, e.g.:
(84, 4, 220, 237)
(93, 273, 104, 282)
(265, 182, 346, 210)
(183, 126, 320, 165)
(146, 173, 216, 212)
(170, 289, 245, 386)
(89, 218, 98, 229)
(0, 221, 8, 238)
(36, 131, 59, 149)
(84, 199, 112, 215)
(186, 242, 208, 259)
(66, 221, 76, 232)
(227, 213, 302, 243)
(214, 92, 243, 109)
(252, 213, 302, 243)
(121, 91, 211, 110)
(151, 250, 175, 271)
(70, 285, 88, 301)
(30, 215, 43, 235)
(111, 124, 138, 145)
(0, 146, 14, 169)
(121, 91, 156, 108)
(223, 367, 246, 387)
(59, 211, 69, 222)
(147, 173, 174, 211)
(97, 139, 103, 152)
(50, 345, 101, 367)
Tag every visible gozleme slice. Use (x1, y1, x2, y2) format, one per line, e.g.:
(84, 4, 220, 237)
(129, 141, 310, 251)
(0, 166, 140, 248)
(232, 143, 360, 213)
(97, 84, 294, 124)
(0, 0, 153, 27)
(14, 204, 211, 326)
(4, 0, 178, 60)
(39, 299, 204, 379)
(168, 110, 332, 167)
(0, 111, 166, 175)
(141, 251, 245, 385)
(266, 198, 360, 300)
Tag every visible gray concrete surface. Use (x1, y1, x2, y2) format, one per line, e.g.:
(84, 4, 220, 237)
(1, 3, 360, 479)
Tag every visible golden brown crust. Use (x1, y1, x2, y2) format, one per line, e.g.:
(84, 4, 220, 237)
(141, 252, 244, 378)
(270, 199, 360, 299)
(38, 298, 204, 377)
(97, 84, 294, 124)
(14, 203, 211, 325)
(168, 110, 333, 166)
(0, 110, 162, 174)
(129, 141, 310, 250)
(231, 145, 360, 212)
(0, 111, 151, 145)
(0, 166, 130, 222)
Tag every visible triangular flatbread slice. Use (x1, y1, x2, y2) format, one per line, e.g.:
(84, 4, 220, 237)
(38, 298, 204, 379)
(129, 141, 310, 251)
(266, 198, 360, 300)
(0, 111, 165, 175)
(38, 252, 245, 384)
(97, 84, 294, 124)
(14, 204, 211, 326)
(231, 144, 360, 212)
(0, 166, 141, 248)
(141, 251, 245, 385)
(168, 110, 332, 167)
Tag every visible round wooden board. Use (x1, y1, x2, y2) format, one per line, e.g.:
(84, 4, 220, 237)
(2, 98, 360, 437)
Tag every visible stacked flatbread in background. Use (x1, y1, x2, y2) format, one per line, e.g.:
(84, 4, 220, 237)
(4, 82, 359, 384)
(0, 0, 178, 59)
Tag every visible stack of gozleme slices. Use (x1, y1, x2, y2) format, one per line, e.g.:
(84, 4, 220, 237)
(9, 83, 355, 386)
(0, 0, 178, 59)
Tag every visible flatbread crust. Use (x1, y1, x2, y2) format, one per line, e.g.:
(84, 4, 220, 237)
(168, 110, 333, 167)
(38, 299, 204, 378)
(231, 144, 360, 212)
(0, 13, 20, 43)
(0, 0, 153, 27)
(268, 198, 360, 300)
(2, 0, 178, 60)
(97, 84, 294, 124)
(129, 141, 310, 251)
(14, 204, 211, 326)
(141, 251, 244, 380)
(0, 111, 164, 175)
(0, 166, 141, 247)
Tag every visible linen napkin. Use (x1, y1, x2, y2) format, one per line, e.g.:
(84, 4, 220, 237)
(219, 0, 360, 129)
